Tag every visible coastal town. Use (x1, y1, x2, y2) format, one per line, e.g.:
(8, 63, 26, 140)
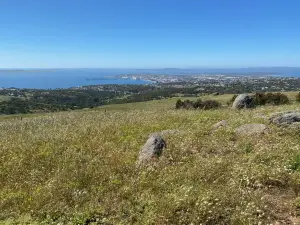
(116, 73, 287, 84)
(103, 73, 300, 93)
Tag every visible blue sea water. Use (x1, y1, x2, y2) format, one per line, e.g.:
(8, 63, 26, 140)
(0, 68, 299, 89)
(0, 69, 153, 89)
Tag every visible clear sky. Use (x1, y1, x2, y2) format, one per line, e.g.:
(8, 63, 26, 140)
(0, 0, 299, 68)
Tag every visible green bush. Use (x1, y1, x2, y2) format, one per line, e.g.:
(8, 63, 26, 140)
(252, 92, 289, 106)
(175, 98, 221, 110)
(201, 100, 221, 110)
(252, 92, 267, 106)
(175, 99, 183, 109)
(277, 92, 289, 105)
(296, 92, 300, 102)
(193, 99, 203, 109)
(182, 100, 194, 109)
(289, 155, 300, 172)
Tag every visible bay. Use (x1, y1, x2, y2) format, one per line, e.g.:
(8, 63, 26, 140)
(0, 69, 152, 89)
(0, 68, 300, 89)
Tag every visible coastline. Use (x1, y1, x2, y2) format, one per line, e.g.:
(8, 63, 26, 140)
(0, 69, 298, 89)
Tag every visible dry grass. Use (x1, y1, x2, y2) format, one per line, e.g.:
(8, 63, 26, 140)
(1, 95, 300, 224)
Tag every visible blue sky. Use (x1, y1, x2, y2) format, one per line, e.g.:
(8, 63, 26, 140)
(0, 0, 299, 68)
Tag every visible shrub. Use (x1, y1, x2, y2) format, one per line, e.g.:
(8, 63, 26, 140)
(201, 100, 221, 110)
(175, 99, 183, 109)
(252, 92, 289, 106)
(193, 99, 203, 109)
(276, 92, 289, 105)
(264, 92, 289, 105)
(296, 92, 300, 102)
(182, 100, 194, 109)
(289, 155, 300, 172)
(252, 92, 267, 106)
(175, 98, 221, 110)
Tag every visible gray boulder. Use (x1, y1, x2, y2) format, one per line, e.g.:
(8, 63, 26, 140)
(232, 94, 254, 109)
(137, 134, 167, 165)
(269, 111, 300, 128)
(235, 124, 269, 136)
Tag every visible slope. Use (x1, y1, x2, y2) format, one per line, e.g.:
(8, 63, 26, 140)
(1, 95, 300, 224)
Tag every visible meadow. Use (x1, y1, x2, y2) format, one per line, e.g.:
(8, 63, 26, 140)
(1, 94, 300, 224)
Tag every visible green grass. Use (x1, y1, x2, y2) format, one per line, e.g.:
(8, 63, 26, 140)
(96, 94, 235, 112)
(0, 95, 12, 102)
(2, 94, 300, 224)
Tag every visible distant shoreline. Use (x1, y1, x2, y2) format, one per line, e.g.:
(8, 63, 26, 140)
(0, 69, 298, 89)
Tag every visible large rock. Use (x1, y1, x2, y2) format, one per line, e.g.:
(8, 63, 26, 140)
(232, 94, 254, 109)
(137, 134, 167, 165)
(269, 111, 300, 128)
(235, 124, 269, 136)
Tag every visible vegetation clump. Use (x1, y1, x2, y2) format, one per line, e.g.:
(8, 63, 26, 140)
(289, 155, 300, 172)
(296, 92, 300, 102)
(252, 92, 289, 106)
(175, 98, 221, 110)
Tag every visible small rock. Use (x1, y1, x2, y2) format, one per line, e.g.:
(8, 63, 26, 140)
(232, 94, 254, 109)
(137, 134, 167, 165)
(269, 111, 300, 128)
(235, 124, 269, 136)
(212, 120, 228, 132)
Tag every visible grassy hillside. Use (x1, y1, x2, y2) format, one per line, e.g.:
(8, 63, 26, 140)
(2, 95, 300, 224)
(0, 95, 12, 102)
(96, 94, 234, 111)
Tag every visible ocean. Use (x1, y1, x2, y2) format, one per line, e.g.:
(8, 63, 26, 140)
(0, 68, 300, 89)
(0, 69, 153, 89)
